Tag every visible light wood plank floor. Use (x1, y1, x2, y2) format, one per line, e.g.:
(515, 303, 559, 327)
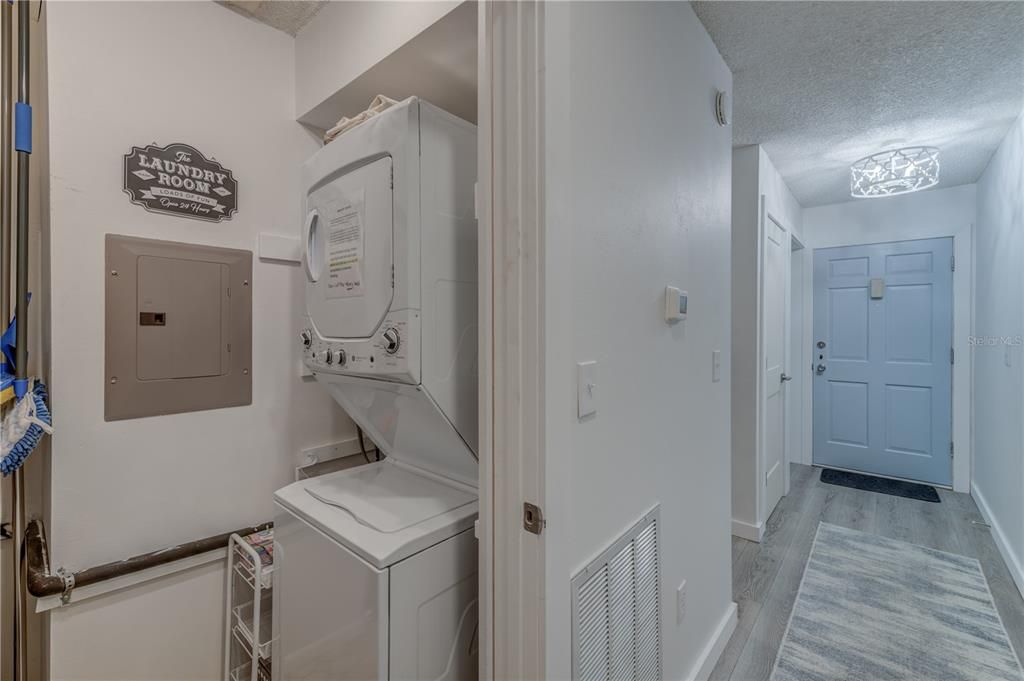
(711, 463, 1024, 681)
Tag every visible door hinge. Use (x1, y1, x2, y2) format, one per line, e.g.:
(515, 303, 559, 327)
(390, 166, 394, 190)
(951, 347, 955, 365)
(523, 502, 544, 535)
(390, 265, 395, 288)
(951, 255, 956, 272)
(950, 442, 954, 458)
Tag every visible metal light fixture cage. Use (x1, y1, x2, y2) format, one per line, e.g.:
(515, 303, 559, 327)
(850, 146, 940, 198)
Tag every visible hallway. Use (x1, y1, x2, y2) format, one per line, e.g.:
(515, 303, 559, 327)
(712, 463, 1024, 681)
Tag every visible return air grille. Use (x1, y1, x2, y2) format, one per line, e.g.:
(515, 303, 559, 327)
(571, 508, 661, 681)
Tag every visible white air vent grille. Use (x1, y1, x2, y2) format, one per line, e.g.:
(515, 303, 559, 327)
(571, 508, 661, 681)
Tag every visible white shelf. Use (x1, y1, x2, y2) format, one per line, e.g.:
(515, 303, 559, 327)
(233, 601, 273, 660)
(233, 542, 273, 591)
(225, 531, 275, 680)
(229, 659, 270, 681)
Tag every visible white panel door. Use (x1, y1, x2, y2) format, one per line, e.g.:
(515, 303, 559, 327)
(812, 238, 953, 486)
(762, 215, 788, 519)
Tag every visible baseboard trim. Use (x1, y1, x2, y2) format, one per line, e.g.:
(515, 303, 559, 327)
(972, 482, 1024, 599)
(686, 602, 738, 681)
(732, 518, 764, 543)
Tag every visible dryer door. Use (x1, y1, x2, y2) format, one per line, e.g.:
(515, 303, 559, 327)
(305, 156, 394, 340)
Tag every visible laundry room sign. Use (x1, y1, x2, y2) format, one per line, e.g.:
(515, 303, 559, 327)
(124, 142, 238, 222)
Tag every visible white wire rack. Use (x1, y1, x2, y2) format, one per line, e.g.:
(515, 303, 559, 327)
(224, 531, 274, 681)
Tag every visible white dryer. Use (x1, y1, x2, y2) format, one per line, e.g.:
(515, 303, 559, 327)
(273, 97, 479, 681)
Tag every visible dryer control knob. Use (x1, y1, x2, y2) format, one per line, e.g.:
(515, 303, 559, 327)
(300, 329, 312, 348)
(336, 349, 347, 366)
(383, 328, 401, 355)
(325, 349, 334, 365)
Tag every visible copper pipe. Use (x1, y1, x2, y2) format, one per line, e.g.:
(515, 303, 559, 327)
(25, 519, 273, 598)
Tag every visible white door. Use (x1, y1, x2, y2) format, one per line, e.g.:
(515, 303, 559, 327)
(762, 214, 788, 519)
(812, 238, 953, 485)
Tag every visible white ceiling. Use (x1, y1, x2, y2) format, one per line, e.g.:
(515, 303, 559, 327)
(218, 0, 326, 35)
(692, 1, 1024, 207)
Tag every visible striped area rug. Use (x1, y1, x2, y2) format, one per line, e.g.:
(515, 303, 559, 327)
(771, 523, 1024, 681)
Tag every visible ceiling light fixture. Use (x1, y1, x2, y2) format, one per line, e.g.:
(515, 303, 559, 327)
(850, 146, 940, 198)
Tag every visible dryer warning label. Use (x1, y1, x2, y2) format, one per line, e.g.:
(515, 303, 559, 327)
(326, 190, 365, 299)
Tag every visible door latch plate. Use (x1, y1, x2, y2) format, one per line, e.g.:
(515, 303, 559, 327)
(523, 502, 544, 535)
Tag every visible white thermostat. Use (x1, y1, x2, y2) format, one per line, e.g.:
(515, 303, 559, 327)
(665, 286, 688, 322)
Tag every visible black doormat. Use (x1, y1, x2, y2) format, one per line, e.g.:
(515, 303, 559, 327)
(820, 468, 941, 503)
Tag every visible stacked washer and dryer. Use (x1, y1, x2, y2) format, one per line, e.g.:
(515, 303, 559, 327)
(272, 98, 479, 681)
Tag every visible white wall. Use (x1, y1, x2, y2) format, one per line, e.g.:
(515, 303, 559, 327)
(44, 3, 353, 678)
(294, 1, 460, 123)
(802, 183, 976, 493)
(542, 4, 736, 679)
(759, 148, 803, 242)
(731, 146, 803, 538)
(973, 111, 1024, 596)
(731, 146, 761, 536)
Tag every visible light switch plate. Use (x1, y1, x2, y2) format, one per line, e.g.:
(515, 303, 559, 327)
(577, 361, 598, 419)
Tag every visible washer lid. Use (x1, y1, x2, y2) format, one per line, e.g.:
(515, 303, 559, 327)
(304, 460, 475, 533)
(274, 460, 478, 568)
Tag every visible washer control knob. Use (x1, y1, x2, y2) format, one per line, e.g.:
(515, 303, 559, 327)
(325, 349, 334, 365)
(383, 328, 401, 355)
(336, 349, 347, 366)
(300, 329, 312, 348)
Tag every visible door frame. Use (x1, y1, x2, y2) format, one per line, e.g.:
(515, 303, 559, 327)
(757, 199, 794, 521)
(786, 234, 806, 477)
(478, 2, 546, 679)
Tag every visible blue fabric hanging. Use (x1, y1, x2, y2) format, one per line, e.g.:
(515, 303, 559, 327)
(0, 317, 14, 406)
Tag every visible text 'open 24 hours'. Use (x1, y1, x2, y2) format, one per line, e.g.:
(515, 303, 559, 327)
(124, 142, 238, 222)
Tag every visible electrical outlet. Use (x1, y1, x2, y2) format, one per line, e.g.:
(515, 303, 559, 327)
(676, 580, 687, 623)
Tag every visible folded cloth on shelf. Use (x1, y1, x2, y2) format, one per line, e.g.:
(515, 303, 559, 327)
(324, 94, 399, 144)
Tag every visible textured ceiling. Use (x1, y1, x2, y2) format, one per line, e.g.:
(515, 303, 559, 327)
(218, 0, 326, 35)
(692, 1, 1024, 207)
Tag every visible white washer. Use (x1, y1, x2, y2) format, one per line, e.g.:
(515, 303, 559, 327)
(274, 98, 478, 681)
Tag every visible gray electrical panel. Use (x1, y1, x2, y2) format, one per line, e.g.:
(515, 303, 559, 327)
(105, 234, 252, 421)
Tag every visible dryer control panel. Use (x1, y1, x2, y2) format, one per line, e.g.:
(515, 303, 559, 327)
(302, 309, 419, 385)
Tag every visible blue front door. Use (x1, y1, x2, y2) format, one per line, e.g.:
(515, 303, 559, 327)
(812, 238, 953, 486)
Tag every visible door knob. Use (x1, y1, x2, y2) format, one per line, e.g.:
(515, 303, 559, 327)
(816, 364, 827, 374)
(781, 373, 793, 382)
